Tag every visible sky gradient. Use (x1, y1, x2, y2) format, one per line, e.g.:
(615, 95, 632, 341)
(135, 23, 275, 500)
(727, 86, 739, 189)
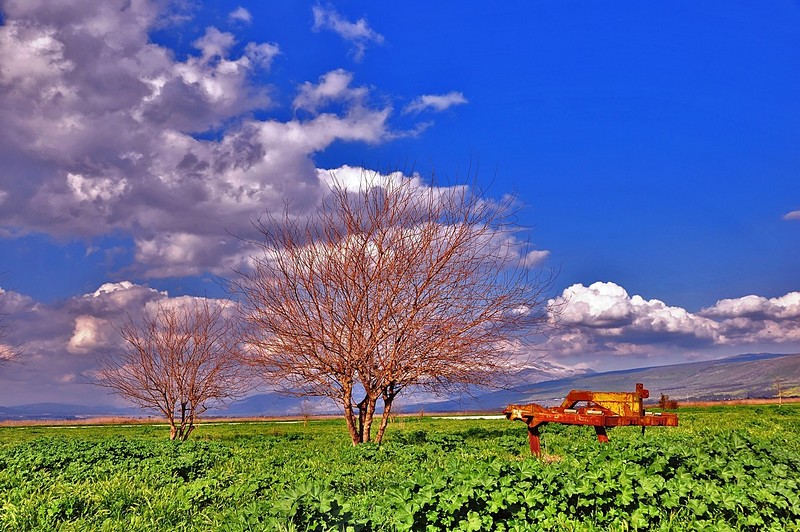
(0, 1, 798, 407)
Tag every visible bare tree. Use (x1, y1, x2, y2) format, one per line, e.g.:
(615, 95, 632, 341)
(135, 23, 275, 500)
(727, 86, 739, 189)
(236, 174, 552, 444)
(0, 282, 24, 364)
(99, 299, 249, 440)
(0, 312, 20, 363)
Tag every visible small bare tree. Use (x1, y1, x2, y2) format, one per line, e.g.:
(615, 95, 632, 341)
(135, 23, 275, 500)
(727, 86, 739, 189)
(659, 393, 679, 410)
(99, 299, 249, 440)
(0, 312, 19, 363)
(236, 174, 552, 444)
(0, 285, 24, 364)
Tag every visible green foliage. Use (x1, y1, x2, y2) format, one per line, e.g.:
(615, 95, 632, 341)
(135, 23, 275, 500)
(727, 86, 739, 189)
(0, 405, 798, 530)
(371, 427, 800, 531)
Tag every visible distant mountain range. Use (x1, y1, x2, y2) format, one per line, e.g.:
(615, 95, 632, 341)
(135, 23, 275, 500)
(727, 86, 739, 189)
(213, 356, 592, 417)
(0, 402, 140, 422)
(1, 352, 798, 421)
(412, 352, 800, 412)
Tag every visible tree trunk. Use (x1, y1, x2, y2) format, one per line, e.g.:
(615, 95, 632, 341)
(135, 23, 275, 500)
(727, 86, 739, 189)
(375, 395, 395, 444)
(342, 385, 362, 445)
(174, 402, 190, 441)
(361, 395, 377, 443)
(345, 393, 380, 445)
(357, 397, 367, 443)
(344, 403, 361, 445)
(167, 412, 178, 440)
(180, 410, 196, 441)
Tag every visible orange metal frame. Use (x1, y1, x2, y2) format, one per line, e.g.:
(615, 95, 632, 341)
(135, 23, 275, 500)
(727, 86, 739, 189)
(503, 383, 678, 455)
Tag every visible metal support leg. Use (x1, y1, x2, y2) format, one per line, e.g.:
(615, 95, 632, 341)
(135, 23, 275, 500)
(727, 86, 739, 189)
(595, 425, 609, 443)
(528, 425, 542, 456)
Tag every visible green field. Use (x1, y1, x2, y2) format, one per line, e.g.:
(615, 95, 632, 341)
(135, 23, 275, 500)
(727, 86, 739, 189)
(0, 405, 798, 531)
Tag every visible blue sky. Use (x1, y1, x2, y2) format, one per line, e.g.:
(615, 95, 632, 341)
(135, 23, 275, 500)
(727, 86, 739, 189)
(0, 1, 798, 406)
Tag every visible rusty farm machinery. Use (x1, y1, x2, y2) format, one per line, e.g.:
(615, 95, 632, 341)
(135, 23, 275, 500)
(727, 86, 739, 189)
(504, 383, 678, 456)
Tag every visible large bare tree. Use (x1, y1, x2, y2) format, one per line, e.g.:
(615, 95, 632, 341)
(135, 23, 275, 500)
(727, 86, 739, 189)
(99, 299, 249, 440)
(236, 175, 552, 444)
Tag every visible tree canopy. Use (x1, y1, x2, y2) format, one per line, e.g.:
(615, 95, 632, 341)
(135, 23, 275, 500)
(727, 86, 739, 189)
(237, 174, 552, 444)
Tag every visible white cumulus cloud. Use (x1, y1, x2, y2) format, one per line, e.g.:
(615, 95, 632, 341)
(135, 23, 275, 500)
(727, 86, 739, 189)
(228, 7, 252, 24)
(555, 282, 637, 328)
(0, 1, 415, 279)
(192, 27, 237, 62)
(701, 292, 800, 320)
(293, 69, 368, 114)
(67, 315, 112, 354)
(545, 282, 800, 363)
(404, 92, 468, 114)
(312, 5, 384, 61)
(547, 282, 721, 357)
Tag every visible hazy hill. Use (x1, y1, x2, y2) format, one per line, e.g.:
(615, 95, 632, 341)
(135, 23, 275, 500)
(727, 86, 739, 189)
(215, 352, 800, 416)
(415, 352, 800, 412)
(1, 352, 797, 420)
(0, 403, 139, 421)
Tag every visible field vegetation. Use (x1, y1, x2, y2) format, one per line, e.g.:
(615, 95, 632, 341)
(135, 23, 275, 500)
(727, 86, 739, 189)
(0, 404, 798, 531)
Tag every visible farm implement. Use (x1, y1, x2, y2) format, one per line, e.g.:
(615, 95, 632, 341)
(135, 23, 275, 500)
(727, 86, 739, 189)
(503, 383, 678, 455)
